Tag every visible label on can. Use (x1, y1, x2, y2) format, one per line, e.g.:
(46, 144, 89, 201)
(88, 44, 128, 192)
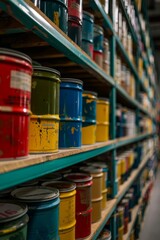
(54, 12, 59, 27)
(11, 71, 31, 92)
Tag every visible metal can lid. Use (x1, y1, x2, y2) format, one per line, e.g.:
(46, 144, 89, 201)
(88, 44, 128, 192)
(83, 11, 94, 20)
(19, 180, 39, 187)
(33, 66, 61, 76)
(87, 162, 108, 170)
(0, 48, 32, 65)
(61, 78, 83, 85)
(80, 166, 103, 173)
(39, 173, 62, 182)
(0, 201, 28, 223)
(64, 173, 92, 183)
(83, 91, 98, 97)
(11, 186, 59, 202)
(42, 181, 76, 193)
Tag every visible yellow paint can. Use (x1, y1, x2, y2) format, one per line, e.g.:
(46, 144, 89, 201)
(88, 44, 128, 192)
(118, 226, 124, 240)
(96, 122, 109, 142)
(82, 124, 96, 144)
(29, 114, 59, 153)
(92, 196, 102, 223)
(97, 98, 110, 122)
(117, 158, 122, 179)
(42, 181, 76, 240)
(102, 188, 107, 210)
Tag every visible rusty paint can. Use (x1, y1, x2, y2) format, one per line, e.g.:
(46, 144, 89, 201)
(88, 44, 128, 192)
(0, 48, 32, 109)
(59, 78, 83, 148)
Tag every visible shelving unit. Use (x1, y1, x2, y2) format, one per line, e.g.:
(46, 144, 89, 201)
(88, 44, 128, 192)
(0, 0, 158, 239)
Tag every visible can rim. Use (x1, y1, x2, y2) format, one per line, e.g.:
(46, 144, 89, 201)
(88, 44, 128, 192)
(33, 66, 61, 76)
(0, 106, 31, 115)
(11, 186, 59, 202)
(80, 166, 103, 173)
(97, 97, 109, 102)
(42, 181, 76, 192)
(83, 11, 94, 19)
(64, 173, 92, 183)
(61, 78, 83, 85)
(83, 91, 98, 97)
(0, 48, 32, 65)
(0, 201, 28, 223)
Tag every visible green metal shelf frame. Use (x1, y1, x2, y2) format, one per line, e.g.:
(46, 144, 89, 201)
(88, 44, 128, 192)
(0, 132, 155, 191)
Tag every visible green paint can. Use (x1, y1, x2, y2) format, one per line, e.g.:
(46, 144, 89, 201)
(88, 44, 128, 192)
(31, 66, 61, 115)
(0, 201, 28, 240)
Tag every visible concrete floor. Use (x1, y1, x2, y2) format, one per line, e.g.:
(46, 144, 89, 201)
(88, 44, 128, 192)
(140, 169, 160, 240)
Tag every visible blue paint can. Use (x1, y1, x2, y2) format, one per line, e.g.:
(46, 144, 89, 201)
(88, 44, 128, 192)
(82, 91, 97, 145)
(11, 186, 60, 240)
(93, 24, 104, 52)
(59, 78, 83, 148)
(82, 11, 94, 57)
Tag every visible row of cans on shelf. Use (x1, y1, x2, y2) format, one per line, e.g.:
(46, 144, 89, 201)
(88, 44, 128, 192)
(115, 55, 135, 98)
(0, 48, 111, 160)
(31, 0, 110, 74)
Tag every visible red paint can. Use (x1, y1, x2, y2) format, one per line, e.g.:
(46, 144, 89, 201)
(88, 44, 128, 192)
(93, 51, 103, 68)
(64, 173, 92, 239)
(0, 48, 32, 109)
(0, 106, 30, 159)
(68, 0, 82, 21)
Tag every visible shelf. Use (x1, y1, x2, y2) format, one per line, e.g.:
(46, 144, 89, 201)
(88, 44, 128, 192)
(123, 180, 152, 240)
(85, 149, 153, 240)
(119, 0, 138, 44)
(0, 133, 154, 191)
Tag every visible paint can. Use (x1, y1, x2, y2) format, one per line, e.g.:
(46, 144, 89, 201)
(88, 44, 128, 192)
(11, 186, 60, 240)
(40, 0, 68, 34)
(31, 66, 60, 115)
(59, 78, 83, 148)
(42, 181, 76, 240)
(0, 201, 28, 240)
(96, 98, 110, 142)
(68, 0, 82, 21)
(0, 187, 16, 199)
(39, 173, 62, 183)
(130, 229, 135, 240)
(0, 48, 32, 109)
(102, 188, 107, 209)
(64, 173, 92, 239)
(0, 106, 30, 159)
(68, 17, 82, 46)
(82, 11, 94, 57)
(29, 115, 59, 153)
(82, 91, 97, 145)
(18, 180, 39, 187)
(93, 51, 103, 68)
(118, 226, 124, 240)
(103, 39, 110, 74)
(94, 25, 104, 52)
(80, 166, 103, 222)
(117, 206, 124, 228)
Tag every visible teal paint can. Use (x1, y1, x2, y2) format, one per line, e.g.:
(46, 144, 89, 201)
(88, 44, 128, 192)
(11, 186, 60, 240)
(40, 0, 68, 34)
(0, 201, 28, 240)
(82, 11, 94, 57)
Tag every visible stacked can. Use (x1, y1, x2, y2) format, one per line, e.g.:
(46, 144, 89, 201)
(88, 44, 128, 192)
(130, 229, 135, 240)
(86, 162, 108, 210)
(12, 186, 60, 240)
(82, 11, 94, 58)
(117, 206, 124, 240)
(35, 0, 68, 34)
(125, 192, 134, 222)
(0, 201, 29, 239)
(0, 48, 32, 159)
(68, 0, 82, 46)
(82, 91, 97, 144)
(96, 98, 110, 142)
(80, 166, 103, 223)
(64, 173, 92, 239)
(42, 181, 76, 240)
(103, 39, 110, 75)
(59, 78, 83, 148)
(29, 67, 60, 153)
(93, 25, 104, 68)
